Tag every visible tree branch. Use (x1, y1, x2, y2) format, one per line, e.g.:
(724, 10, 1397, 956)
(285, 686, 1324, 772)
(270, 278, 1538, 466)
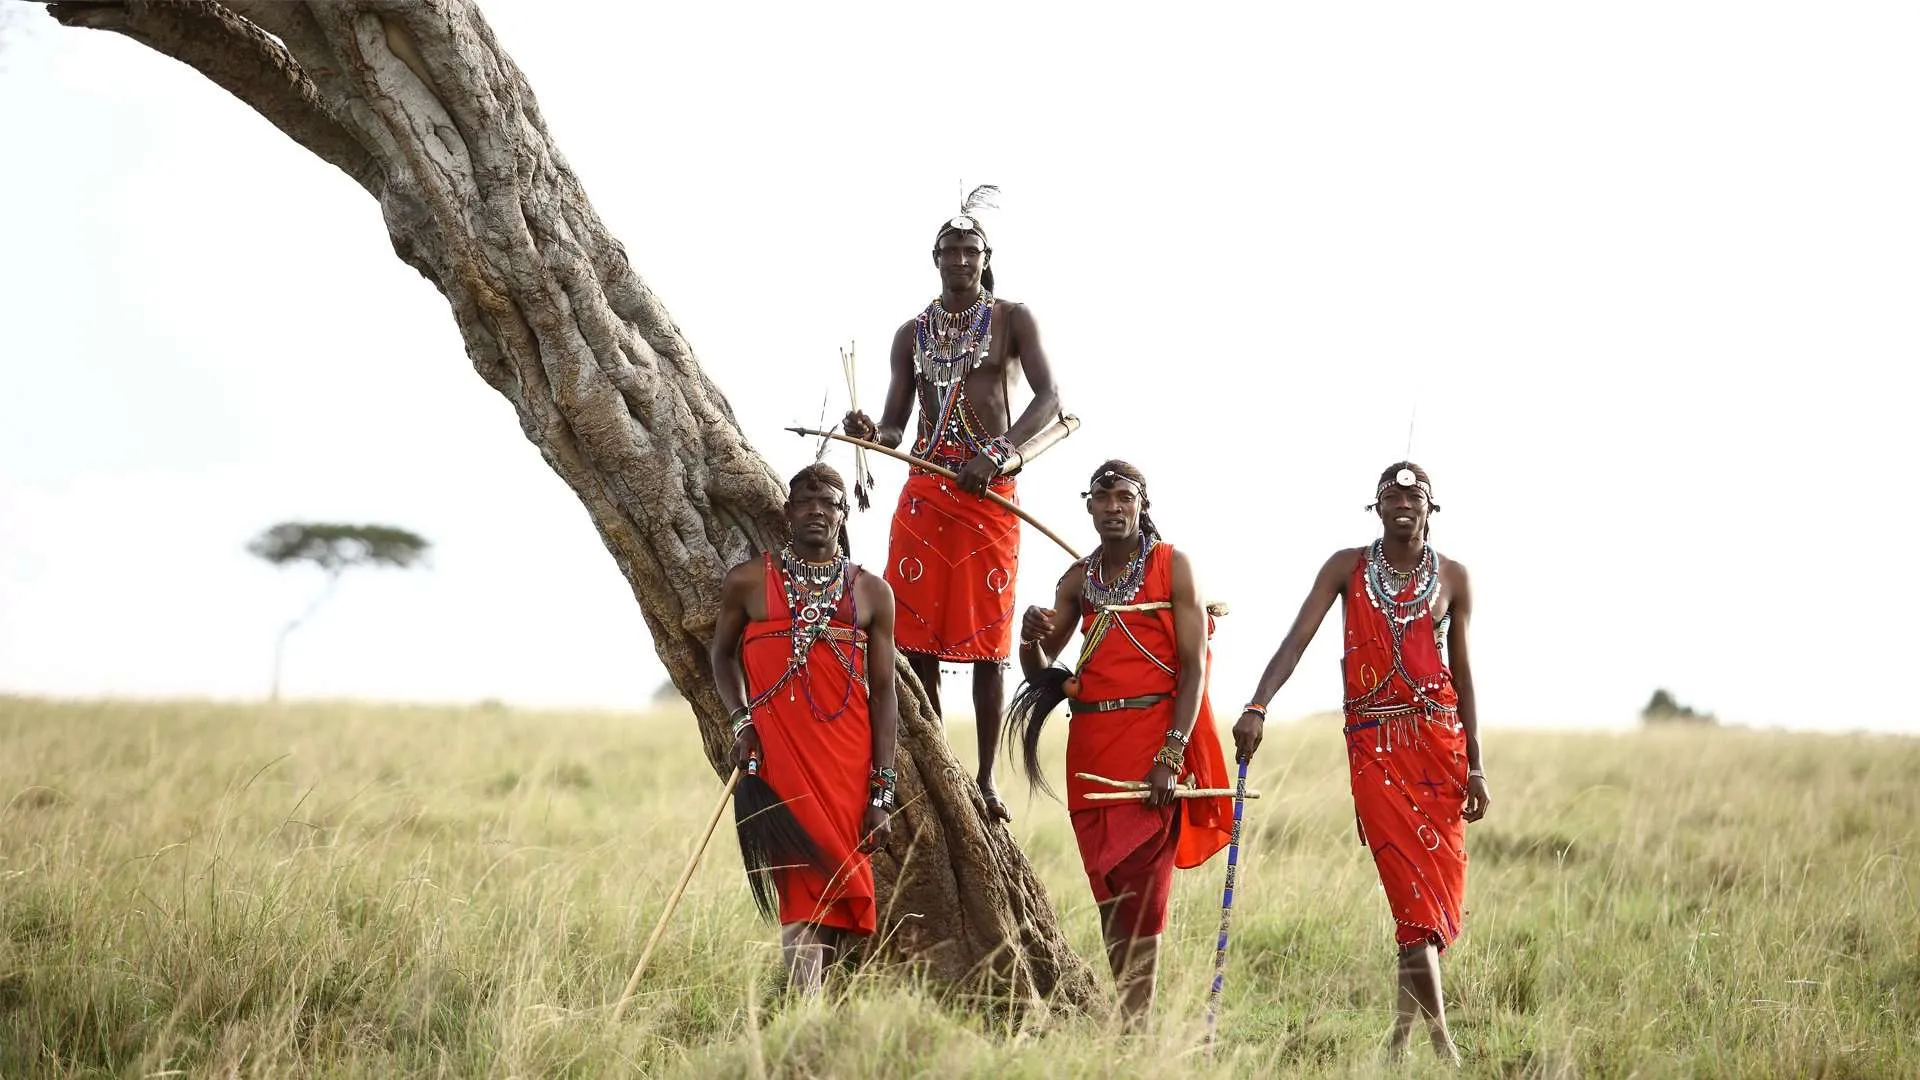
(44, 0, 382, 195)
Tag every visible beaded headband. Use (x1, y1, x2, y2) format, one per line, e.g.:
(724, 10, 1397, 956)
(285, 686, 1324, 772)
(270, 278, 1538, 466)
(1083, 470, 1146, 498)
(1368, 468, 1436, 511)
(789, 472, 850, 511)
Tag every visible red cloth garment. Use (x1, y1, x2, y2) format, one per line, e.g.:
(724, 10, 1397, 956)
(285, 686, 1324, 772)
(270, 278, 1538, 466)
(740, 555, 876, 934)
(885, 471, 1020, 663)
(1342, 556, 1468, 951)
(1071, 802, 1181, 937)
(1062, 543, 1232, 937)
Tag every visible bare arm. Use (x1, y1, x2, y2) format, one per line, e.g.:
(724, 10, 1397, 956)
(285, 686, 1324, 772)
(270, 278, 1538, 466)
(1232, 549, 1362, 761)
(709, 560, 761, 768)
(1018, 564, 1084, 679)
(1147, 549, 1208, 806)
(863, 574, 900, 781)
(873, 321, 918, 449)
(859, 571, 899, 851)
(1446, 559, 1490, 822)
(1002, 303, 1062, 449)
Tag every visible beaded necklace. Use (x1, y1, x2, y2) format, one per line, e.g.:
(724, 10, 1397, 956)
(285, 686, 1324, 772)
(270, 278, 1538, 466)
(768, 544, 861, 721)
(1362, 539, 1438, 625)
(1082, 534, 1154, 610)
(912, 294, 995, 460)
(914, 293, 993, 389)
(779, 543, 849, 663)
(1346, 539, 1454, 716)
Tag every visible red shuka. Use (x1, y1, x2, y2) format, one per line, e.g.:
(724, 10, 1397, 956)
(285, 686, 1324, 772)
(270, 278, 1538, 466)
(1342, 556, 1469, 951)
(885, 471, 1020, 663)
(1064, 543, 1231, 936)
(740, 555, 876, 934)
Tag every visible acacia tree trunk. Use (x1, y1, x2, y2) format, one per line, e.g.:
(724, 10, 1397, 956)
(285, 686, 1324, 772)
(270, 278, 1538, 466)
(42, 0, 1094, 1007)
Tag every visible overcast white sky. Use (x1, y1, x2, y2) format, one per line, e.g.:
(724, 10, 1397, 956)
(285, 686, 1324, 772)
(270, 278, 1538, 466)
(1, 2, 1914, 734)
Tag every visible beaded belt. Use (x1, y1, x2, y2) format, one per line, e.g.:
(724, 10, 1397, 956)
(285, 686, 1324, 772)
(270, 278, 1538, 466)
(761, 627, 868, 645)
(1343, 705, 1452, 734)
(1071, 693, 1171, 715)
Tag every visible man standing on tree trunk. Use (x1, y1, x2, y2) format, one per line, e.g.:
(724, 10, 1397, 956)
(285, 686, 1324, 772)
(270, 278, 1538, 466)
(1004, 461, 1232, 1020)
(710, 464, 899, 995)
(844, 186, 1061, 825)
(1232, 462, 1491, 1064)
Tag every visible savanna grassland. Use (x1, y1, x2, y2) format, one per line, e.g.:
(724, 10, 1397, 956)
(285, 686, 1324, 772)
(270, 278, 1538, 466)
(1, 696, 1914, 1078)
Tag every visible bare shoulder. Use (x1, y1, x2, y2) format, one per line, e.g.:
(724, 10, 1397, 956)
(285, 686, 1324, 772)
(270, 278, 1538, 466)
(1057, 558, 1090, 590)
(1440, 553, 1471, 590)
(997, 299, 1039, 332)
(1325, 547, 1367, 578)
(719, 556, 764, 605)
(854, 565, 894, 605)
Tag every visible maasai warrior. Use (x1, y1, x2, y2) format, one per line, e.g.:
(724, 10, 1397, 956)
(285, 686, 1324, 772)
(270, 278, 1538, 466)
(844, 186, 1061, 824)
(1006, 461, 1232, 1019)
(709, 464, 900, 994)
(1232, 462, 1490, 1063)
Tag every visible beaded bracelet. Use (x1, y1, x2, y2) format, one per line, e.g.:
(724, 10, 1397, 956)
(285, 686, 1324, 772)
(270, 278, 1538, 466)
(869, 765, 899, 812)
(1241, 703, 1268, 718)
(979, 435, 1017, 472)
(728, 707, 753, 736)
(1164, 728, 1190, 746)
(1467, 768, 1486, 780)
(1152, 744, 1185, 771)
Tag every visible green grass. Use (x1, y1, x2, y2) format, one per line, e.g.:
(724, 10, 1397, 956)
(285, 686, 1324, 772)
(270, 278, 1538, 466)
(1, 696, 1915, 1077)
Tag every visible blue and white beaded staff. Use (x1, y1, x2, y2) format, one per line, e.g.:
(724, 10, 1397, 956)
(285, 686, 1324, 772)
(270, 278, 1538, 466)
(1205, 757, 1252, 1051)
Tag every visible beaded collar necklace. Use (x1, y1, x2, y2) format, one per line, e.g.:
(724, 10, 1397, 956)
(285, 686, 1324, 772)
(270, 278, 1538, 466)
(1082, 533, 1154, 610)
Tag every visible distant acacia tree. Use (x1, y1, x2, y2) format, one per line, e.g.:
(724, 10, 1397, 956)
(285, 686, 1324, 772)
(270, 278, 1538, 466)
(248, 522, 429, 700)
(1642, 687, 1716, 726)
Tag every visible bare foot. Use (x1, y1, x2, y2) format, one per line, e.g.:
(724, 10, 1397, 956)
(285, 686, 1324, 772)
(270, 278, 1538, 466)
(979, 778, 1012, 824)
(1383, 1029, 1411, 1065)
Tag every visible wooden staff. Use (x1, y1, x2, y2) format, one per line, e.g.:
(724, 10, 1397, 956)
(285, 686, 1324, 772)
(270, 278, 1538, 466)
(610, 765, 742, 1021)
(786, 427, 1083, 559)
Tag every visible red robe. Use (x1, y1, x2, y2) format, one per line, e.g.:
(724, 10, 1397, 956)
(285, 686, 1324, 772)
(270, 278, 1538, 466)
(884, 378, 1020, 663)
(740, 555, 876, 934)
(1064, 542, 1232, 937)
(1342, 555, 1468, 951)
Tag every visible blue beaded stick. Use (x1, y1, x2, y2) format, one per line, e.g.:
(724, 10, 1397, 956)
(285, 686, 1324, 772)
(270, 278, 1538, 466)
(1205, 758, 1251, 1050)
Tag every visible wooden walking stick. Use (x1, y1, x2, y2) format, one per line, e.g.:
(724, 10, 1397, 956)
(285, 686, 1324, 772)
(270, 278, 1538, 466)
(611, 765, 742, 1021)
(1205, 758, 1252, 1050)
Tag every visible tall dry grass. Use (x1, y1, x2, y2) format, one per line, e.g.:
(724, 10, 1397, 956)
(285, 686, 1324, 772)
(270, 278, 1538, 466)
(1, 696, 1914, 1077)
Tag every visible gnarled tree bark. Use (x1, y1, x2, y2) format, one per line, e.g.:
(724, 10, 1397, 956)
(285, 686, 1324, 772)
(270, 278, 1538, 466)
(40, 0, 1094, 1008)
